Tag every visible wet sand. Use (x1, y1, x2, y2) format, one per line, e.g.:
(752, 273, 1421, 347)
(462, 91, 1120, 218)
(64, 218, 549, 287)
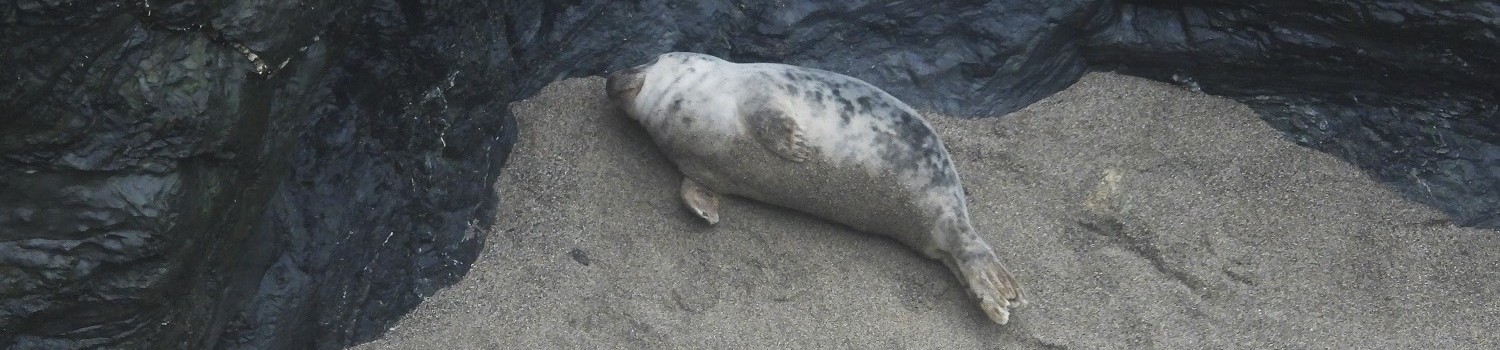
(353, 73, 1499, 348)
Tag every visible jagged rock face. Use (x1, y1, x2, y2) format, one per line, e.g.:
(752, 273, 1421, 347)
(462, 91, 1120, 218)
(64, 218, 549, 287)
(1, 0, 1494, 348)
(1087, 0, 1499, 228)
(1, 1, 513, 348)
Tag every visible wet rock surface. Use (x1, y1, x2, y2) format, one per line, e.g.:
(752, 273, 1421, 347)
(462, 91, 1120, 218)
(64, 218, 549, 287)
(1088, 0, 1500, 228)
(3, 1, 512, 348)
(1, 0, 1495, 348)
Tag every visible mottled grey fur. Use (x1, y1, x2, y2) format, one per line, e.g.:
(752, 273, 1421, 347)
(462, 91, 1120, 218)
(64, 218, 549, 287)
(606, 52, 1023, 325)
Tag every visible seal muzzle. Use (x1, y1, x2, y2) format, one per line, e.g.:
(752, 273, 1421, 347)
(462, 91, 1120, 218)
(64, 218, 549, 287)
(606, 64, 649, 100)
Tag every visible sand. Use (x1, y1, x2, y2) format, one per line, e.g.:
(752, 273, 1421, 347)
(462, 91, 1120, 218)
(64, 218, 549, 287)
(352, 73, 1500, 349)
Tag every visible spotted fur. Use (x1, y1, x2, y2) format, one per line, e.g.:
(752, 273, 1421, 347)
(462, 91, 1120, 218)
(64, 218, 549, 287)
(606, 52, 1023, 325)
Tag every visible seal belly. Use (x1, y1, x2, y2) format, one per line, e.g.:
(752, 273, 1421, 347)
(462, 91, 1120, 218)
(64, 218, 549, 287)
(677, 128, 946, 250)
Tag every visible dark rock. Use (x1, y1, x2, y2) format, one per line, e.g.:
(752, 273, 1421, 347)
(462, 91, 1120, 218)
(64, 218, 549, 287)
(1085, 0, 1500, 228)
(2, 0, 510, 348)
(570, 248, 592, 267)
(1, 0, 1495, 348)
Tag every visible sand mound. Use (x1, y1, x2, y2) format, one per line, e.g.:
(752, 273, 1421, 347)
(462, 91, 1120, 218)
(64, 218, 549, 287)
(354, 73, 1499, 348)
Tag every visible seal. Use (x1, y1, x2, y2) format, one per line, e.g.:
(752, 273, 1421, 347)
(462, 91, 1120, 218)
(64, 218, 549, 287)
(606, 52, 1024, 324)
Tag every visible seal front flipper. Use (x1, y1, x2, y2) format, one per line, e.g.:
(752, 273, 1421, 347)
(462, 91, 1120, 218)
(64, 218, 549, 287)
(680, 178, 721, 225)
(747, 108, 813, 163)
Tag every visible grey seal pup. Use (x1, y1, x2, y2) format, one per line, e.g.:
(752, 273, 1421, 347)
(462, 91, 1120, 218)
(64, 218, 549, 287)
(606, 52, 1023, 324)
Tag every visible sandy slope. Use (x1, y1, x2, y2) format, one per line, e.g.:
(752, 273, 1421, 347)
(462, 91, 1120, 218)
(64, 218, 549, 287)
(353, 73, 1499, 349)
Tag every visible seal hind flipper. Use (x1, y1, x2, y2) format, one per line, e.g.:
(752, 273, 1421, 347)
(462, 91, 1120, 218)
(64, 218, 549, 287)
(958, 252, 1023, 324)
(951, 231, 1024, 325)
(680, 178, 721, 225)
(747, 108, 813, 163)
